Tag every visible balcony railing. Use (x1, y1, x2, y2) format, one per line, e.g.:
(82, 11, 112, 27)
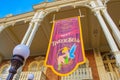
(19, 71, 47, 80)
(0, 73, 8, 80)
(61, 68, 93, 80)
(107, 72, 120, 80)
(0, 71, 47, 80)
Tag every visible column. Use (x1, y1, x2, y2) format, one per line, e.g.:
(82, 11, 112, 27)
(26, 11, 45, 47)
(21, 12, 39, 44)
(97, 0, 120, 49)
(89, 1, 120, 67)
(15, 11, 46, 80)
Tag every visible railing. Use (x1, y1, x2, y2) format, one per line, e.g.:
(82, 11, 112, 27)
(0, 71, 47, 80)
(0, 73, 8, 80)
(107, 72, 119, 80)
(19, 71, 47, 80)
(61, 68, 93, 80)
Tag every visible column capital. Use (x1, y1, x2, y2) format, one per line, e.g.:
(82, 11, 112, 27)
(89, 1, 106, 13)
(31, 11, 46, 23)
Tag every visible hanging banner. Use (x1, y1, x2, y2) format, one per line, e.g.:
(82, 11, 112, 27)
(45, 16, 86, 76)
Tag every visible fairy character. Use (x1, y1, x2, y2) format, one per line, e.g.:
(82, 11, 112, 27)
(57, 44, 77, 70)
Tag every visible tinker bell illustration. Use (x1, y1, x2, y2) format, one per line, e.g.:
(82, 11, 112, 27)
(57, 44, 77, 70)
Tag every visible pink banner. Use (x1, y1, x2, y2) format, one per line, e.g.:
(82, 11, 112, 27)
(45, 16, 86, 76)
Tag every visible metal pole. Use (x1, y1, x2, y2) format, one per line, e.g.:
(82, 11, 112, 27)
(97, 0, 120, 48)
(6, 73, 14, 80)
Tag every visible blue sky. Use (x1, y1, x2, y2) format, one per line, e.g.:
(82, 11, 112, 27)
(0, 0, 53, 18)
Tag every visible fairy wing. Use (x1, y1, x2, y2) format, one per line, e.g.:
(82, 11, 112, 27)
(69, 44, 77, 59)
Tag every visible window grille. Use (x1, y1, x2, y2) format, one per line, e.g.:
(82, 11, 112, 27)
(102, 53, 120, 80)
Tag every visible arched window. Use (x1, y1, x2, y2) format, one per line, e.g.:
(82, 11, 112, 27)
(28, 61, 38, 71)
(38, 60, 44, 71)
(28, 56, 46, 73)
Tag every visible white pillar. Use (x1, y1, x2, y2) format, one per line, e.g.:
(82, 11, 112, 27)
(26, 22, 39, 47)
(20, 23, 33, 44)
(26, 11, 45, 47)
(102, 9, 120, 48)
(16, 11, 46, 80)
(97, 0, 120, 48)
(21, 12, 39, 44)
(90, 1, 119, 52)
(89, 1, 120, 67)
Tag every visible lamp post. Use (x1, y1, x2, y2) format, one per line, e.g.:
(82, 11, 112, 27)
(28, 73, 34, 80)
(6, 44, 30, 80)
